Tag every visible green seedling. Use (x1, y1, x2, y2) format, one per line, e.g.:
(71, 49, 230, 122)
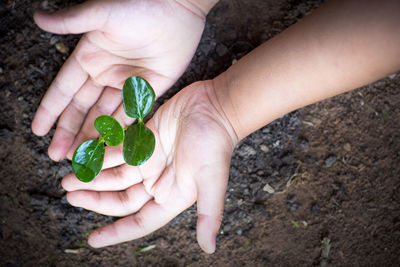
(291, 220, 300, 228)
(72, 76, 156, 182)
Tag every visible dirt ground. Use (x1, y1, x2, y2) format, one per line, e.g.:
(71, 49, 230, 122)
(1, 0, 399, 266)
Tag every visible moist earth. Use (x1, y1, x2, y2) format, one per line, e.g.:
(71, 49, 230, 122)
(0, 0, 399, 266)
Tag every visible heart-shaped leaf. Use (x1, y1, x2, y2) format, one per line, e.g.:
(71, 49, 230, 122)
(122, 76, 155, 121)
(72, 139, 105, 182)
(94, 115, 124, 146)
(123, 122, 155, 166)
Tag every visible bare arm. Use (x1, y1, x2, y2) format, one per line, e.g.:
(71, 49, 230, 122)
(213, 0, 400, 140)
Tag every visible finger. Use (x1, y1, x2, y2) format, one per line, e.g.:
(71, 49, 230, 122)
(196, 164, 230, 254)
(102, 145, 124, 169)
(47, 79, 104, 161)
(32, 52, 88, 136)
(66, 87, 122, 159)
(66, 183, 152, 217)
(33, 1, 111, 34)
(87, 187, 193, 248)
(151, 165, 175, 204)
(111, 104, 135, 129)
(62, 164, 142, 192)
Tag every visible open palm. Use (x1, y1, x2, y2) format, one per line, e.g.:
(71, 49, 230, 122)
(61, 81, 238, 253)
(32, 0, 207, 161)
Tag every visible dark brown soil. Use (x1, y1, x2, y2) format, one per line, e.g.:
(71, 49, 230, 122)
(1, 0, 399, 266)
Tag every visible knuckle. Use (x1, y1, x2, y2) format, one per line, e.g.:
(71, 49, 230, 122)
(70, 97, 88, 114)
(112, 166, 127, 180)
(117, 191, 131, 206)
(130, 212, 147, 233)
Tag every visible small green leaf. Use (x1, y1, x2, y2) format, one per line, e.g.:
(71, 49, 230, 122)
(123, 122, 155, 166)
(94, 115, 124, 146)
(134, 244, 156, 255)
(72, 140, 105, 182)
(122, 76, 155, 120)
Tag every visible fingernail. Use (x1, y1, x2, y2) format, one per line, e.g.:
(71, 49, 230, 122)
(209, 236, 216, 253)
(203, 235, 216, 254)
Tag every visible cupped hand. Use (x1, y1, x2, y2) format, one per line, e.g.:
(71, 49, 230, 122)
(32, 0, 207, 161)
(61, 81, 238, 253)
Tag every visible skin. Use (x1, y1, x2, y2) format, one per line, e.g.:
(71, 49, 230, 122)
(31, 0, 218, 161)
(33, 0, 400, 254)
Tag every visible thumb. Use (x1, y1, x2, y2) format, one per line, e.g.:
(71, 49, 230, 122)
(150, 165, 175, 204)
(195, 163, 229, 254)
(33, 1, 111, 34)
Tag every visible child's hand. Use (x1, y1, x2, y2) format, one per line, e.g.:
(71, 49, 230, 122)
(31, 0, 211, 161)
(61, 81, 238, 253)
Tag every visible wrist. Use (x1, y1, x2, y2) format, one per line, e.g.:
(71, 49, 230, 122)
(211, 72, 247, 142)
(173, 0, 219, 18)
(202, 80, 239, 148)
(211, 52, 296, 142)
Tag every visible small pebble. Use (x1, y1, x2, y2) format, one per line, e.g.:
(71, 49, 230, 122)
(55, 42, 69, 54)
(260, 144, 269, 153)
(343, 143, 351, 152)
(237, 144, 257, 157)
(223, 224, 231, 232)
(272, 140, 280, 148)
(325, 156, 337, 168)
(263, 183, 275, 194)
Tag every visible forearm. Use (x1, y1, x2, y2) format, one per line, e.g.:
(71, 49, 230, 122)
(213, 0, 400, 140)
